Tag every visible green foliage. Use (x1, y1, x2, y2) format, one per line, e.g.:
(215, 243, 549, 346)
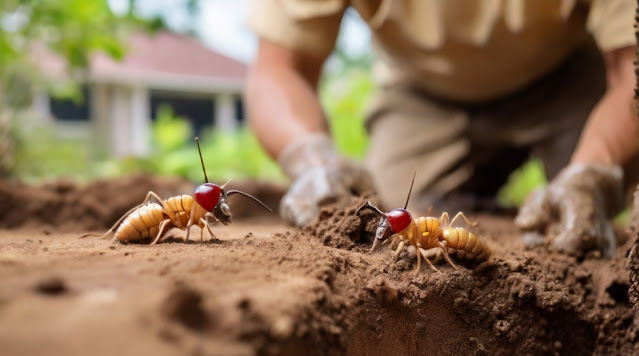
(0, 0, 128, 104)
(0, 0, 174, 107)
(11, 119, 93, 182)
(144, 110, 282, 182)
(152, 106, 193, 151)
(320, 69, 373, 159)
(10, 109, 283, 183)
(497, 159, 548, 208)
(23, 0, 126, 69)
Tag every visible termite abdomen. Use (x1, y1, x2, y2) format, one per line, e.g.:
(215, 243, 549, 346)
(442, 227, 491, 262)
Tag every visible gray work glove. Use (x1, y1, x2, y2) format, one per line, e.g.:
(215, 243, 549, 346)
(278, 134, 375, 227)
(515, 163, 624, 258)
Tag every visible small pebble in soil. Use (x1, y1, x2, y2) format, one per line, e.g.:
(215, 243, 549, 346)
(35, 276, 68, 296)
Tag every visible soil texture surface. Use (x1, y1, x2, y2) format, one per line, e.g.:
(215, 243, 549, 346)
(0, 175, 637, 356)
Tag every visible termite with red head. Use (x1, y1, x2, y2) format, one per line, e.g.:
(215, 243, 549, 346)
(358, 171, 490, 274)
(80, 137, 271, 244)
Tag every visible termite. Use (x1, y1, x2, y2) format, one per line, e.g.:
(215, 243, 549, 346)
(80, 137, 272, 244)
(358, 171, 491, 273)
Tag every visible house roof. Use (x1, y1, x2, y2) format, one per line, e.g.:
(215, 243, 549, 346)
(37, 31, 247, 93)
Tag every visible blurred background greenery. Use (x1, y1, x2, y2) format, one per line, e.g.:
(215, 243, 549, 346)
(1, 0, 546, 209)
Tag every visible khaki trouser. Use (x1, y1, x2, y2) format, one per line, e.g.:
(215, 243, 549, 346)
(365, 43, 606, 213)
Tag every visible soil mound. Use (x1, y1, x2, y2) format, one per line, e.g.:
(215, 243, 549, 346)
(0, 174, 284, 231)
(298, 198, 637, 355)
(304, 195, 380, 249)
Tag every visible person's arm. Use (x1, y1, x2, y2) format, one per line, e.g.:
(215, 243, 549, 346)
(246, 39, 329, 158)
(246, 39, 374, 227)
(515, 45, 638, 258)
(570, 45, 639, 165)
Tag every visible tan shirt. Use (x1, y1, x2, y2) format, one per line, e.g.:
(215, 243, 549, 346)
(248, 0, 636, 102)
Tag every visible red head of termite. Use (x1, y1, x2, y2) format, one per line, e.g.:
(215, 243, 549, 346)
(194, 137, 271, 225)
(357, 170, 416, 252)
(385, 208, 413, 234)
(358, 204, 413, 246)
(194, 183, 222, 212)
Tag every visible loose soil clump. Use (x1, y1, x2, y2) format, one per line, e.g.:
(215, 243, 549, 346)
(627, 184, 639, 341)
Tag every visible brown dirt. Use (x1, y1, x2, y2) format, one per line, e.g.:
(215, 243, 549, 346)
(627, 184, 639, 341)
(0, 175, 637, 356)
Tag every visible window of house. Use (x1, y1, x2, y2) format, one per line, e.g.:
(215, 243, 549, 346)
(49, 86, 91, 121)
(234, 96, 245, 125)
(150, 90, 215, 137)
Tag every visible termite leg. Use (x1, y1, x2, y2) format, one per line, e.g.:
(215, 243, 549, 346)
(185, 225, 192, 242)
(206, 225, 217, 241)
(419, 248, 440, 272)
(424, 206, 433, 216)
(433, 249, 443, 263)
(393, 240, 406, 262)
(144, 191, 174, 215)
(414, 246, 422, 275)
(440, 212, 450, 227)
(438, 241, 459, 270)
(420, 247, 440, 262)
(198, 217, 219, 242)
(388, 235, 400, 250)
(448, 211, 477, 228)
(184, 203, 198, 243)
(150, 219, 172, 245)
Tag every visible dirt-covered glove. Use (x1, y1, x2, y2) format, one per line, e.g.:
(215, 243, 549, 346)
(278, 134, 375, 227)
(514, 163, 624, 258)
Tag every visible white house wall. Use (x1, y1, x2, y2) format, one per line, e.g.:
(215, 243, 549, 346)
(215, 93, 236, 132)
(130, 86, 150, 157)
(109, 86, 133, 158)
(30, 89, 52, 122)
(102, 85, 151, 158)
(91, 83, 110, 150)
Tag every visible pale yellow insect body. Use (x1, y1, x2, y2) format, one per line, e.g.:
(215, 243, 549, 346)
(387, 212, 491, 273)
(85, 192, 217, 245)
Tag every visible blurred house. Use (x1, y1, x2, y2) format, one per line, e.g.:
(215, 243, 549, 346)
(32, 31, 247, 157)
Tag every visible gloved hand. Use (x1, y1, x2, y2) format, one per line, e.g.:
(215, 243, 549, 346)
(515, 163, 624, 258)
(278, 134, 375, 227)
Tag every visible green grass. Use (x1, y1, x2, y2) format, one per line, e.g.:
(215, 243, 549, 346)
(321, 68, 373, 159)
(497, 159, 547, 208)
(11, 119, 94, 182)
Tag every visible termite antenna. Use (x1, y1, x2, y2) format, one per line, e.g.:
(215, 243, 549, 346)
(195, 137, 209, 183)
(404, 170, 416, 209)
(357, 201, 384, 216)
(227, 190, 272, 212)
